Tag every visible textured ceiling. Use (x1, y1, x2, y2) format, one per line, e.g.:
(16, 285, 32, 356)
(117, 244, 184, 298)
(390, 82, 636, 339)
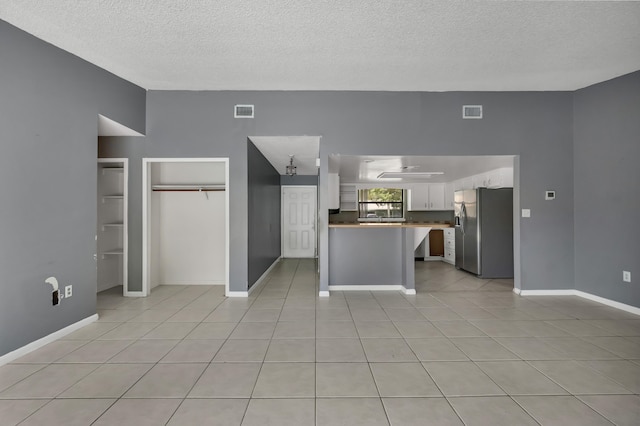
(1, 1, 639, 91)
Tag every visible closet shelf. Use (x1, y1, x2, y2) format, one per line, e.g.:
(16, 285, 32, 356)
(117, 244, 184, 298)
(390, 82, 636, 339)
(152, 184, 225, 192)
(101, 249, 123, 259)
(101, 167, 124, 174)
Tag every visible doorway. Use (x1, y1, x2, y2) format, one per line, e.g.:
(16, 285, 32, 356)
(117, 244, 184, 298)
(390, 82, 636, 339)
(97, 159, 129, 295)
(282, 186, 317, 258)
(142, 158, 230, 296)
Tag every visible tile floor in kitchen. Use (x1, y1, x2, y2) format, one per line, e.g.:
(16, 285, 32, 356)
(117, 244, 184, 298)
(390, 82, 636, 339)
(1, 259, 639, 425)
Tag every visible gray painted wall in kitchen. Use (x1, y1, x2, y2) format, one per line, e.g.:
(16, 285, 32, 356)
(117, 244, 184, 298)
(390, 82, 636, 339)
(573, 71, 640, 307)
(248, 140, 282, 288)
(0, 21, 146, 357)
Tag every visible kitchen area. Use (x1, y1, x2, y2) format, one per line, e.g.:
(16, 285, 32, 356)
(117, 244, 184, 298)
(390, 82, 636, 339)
(327, 155, 515, 294)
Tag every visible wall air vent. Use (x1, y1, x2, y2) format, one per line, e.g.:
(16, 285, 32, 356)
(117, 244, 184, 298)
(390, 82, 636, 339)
(463, 105, 483, 119)
(234, 104, 254, 118)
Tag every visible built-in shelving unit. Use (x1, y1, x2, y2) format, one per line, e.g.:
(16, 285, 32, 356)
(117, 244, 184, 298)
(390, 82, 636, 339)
(340, 184, 358, 211)
(97, 159, 127, 293)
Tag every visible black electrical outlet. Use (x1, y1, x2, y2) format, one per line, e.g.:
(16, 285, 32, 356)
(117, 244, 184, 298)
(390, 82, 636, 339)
(52, 290, 59, 306)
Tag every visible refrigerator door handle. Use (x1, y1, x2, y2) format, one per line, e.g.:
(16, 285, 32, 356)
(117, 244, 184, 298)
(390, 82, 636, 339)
(460, 202, 466, 234)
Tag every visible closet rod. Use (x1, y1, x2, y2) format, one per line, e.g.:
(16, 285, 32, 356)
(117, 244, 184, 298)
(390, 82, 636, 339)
(152, 188, 226, 192)
(151, 184, 225, 192)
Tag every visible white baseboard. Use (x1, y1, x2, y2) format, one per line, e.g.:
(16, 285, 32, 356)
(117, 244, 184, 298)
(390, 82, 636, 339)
(0, 314, 98, 367)
(512, 287, 521, 295)
(318, 291, 330, 297)
(329, 285, 403, 291)
(227, 257, 281, 298)
(159, 281, 225, 286)
(124, 291, 146, 298)
(519, 289, 577, 296)
(517, 289, 640, 316)
(328, 285, 415, 295)
(575, 290, 640, 316)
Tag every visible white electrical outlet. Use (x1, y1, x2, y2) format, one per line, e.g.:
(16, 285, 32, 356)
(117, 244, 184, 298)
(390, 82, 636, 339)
(623, 271, 631, 283)
(65, 285, 73, 298)
(522, 209, 531, 218)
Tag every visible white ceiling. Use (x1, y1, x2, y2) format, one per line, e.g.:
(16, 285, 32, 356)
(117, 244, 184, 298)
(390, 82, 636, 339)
(332, 155, 515, 184)
(98, 115, 144, 137)
(250, 136, 320, 176)
(2, 1, 639, 91)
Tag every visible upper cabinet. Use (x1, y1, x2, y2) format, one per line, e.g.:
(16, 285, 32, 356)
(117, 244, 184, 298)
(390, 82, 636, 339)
(328, 173, 339, 210)
(339, 184, 357, 211)
(452, 167, 514, 191)
(408, 183, 446, 211)
(444, 182, 455, 210)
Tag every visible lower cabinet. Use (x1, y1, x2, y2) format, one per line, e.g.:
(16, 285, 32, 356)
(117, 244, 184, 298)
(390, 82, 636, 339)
(444, 228, 455, 264)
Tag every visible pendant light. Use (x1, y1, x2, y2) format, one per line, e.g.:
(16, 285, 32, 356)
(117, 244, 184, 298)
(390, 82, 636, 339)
(286, 155, 297, 176)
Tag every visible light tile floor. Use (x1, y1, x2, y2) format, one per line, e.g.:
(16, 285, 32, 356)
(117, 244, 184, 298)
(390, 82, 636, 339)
(1, 259, 640, 425)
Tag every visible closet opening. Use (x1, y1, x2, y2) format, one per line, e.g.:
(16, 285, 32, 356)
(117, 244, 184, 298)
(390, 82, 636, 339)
(97, 159, 129, 295)
(142, 158, 229, 297)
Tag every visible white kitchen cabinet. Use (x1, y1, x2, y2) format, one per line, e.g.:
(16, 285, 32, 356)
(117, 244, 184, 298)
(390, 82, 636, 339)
(328, 173, 339, 210)
(408, 183, 446, 211)
(444, 182, 455, 210)
(408, 184, 429, 211)
(428, 183, 446, 210)
(443, 228, 455, 265)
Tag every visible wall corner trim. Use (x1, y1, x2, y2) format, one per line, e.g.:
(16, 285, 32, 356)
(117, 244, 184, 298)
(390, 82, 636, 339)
(319, 291, 330, 297)
(402, 287, 417, 295)
(518, 289, 640, 316)
(0, 314, 99, 367)
(227, 291, 249, 297)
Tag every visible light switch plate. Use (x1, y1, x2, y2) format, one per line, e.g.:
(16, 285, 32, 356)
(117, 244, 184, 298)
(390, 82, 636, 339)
(522, 209, 531, 218)
(623, 271, 631, 283)
(545, 190, 556, 200)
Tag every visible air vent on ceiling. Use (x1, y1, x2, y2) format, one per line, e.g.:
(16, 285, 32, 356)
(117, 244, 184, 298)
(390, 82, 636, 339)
(234, 104, 254, 118)
(463, 105, 483, 119)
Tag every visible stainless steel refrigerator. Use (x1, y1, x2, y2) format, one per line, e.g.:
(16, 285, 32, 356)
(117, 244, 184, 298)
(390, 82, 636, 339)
(454, 188, 514, 278)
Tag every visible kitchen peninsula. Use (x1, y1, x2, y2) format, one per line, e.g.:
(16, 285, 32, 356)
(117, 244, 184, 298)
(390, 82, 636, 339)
(328, 222, 452, 294)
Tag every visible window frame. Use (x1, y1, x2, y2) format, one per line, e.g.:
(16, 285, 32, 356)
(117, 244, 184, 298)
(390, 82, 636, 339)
(357, 188, 404, 219)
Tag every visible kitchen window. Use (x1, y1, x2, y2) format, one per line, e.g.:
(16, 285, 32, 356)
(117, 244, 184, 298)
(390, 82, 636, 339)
(358, 188, 404, 218)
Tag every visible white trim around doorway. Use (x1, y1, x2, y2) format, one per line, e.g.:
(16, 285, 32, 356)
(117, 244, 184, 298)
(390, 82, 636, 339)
(142, 158, 230, 297)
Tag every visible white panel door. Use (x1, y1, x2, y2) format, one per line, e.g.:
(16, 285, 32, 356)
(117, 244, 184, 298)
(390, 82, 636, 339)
(282, 186, 317, 258)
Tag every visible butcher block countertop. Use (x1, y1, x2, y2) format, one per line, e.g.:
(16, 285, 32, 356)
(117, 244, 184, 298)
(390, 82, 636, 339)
(328, 222, 453, 229)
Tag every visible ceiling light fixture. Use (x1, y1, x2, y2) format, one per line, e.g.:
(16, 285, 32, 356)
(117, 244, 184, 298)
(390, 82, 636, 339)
(377, 172, 444, 179)
(286, 155, 297, 176)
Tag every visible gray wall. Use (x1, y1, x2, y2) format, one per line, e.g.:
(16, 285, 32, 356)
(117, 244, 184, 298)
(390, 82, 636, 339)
(0, 21, 146, 357)
(280, 175, 319, 186)
(139, 90, 575, 293)
(247, 140, 281, 287)
(573, 71, 640, 306)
